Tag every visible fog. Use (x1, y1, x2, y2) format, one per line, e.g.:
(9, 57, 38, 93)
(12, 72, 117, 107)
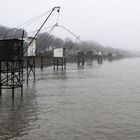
(0, 0, 140, 51)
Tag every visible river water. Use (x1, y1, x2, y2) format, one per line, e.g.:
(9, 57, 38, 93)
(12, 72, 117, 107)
(0, 58, 140, 140)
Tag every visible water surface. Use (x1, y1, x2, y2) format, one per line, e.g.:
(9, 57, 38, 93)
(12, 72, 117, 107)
(0, 58, 140, 140)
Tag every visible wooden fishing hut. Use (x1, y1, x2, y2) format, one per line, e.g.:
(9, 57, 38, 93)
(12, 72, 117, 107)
(108, 53, 113, 62)
(97, 51, 103, 64)
(24, 37, 36, 83)
(86, 51, 94, 64)
(0, 39, 24, 99)
(77, 51, 86, 66)
(53, 48, 66, 70)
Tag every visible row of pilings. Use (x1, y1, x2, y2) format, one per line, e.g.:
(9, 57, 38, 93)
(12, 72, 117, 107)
(0, 50, 124, 100)
(76, 51, 123, 66)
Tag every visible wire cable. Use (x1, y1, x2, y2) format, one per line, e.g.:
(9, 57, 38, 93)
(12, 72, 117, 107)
(37, 23, 57, 51)
(54, 24, 81, 56)
(65, 36, 80, 56)
(28, 25, 55, 37)
(16, 9, 52, 28)
(56, 24, 79, 39)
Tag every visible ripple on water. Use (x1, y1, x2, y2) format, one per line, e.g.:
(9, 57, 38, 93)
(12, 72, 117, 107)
(0, 58, 140, 140)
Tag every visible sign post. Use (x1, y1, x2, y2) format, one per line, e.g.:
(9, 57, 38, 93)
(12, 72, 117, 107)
(53, 48, 66, 70)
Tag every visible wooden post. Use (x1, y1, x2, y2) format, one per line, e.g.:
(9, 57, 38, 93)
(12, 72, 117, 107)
(82, 58, 84, 66)
(12, 61, 14, 100)
(41, 56, 43, 71)
(57, 58, 59, 69)
(27, 57, 29, 84)
(12, 87, 14, 100)
(77, 55, 80, 66)
(0, 61, 2, 96)
(61, 58, 63, 70)
(64, 58, 66, 70)
(21, 59, 23, 99)
(98, 55, 103, 64)
(33, 56, 35, 82)
(53, 58, 56, 70)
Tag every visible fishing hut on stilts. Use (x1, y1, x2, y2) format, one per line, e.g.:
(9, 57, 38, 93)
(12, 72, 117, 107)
(0, 6, 61, 99)
(97, 51, 103, 64)
(24, 37, 36, 84)
(0, 32, 24, 99)
(53, 48, 66, 70)
(22, 6, 61, 83)
(77, 51, 85, 66)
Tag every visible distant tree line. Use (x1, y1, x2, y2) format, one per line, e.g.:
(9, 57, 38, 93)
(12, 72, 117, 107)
(36, 32, 137, 58)
(0, 25, 139, 58)
(0, 25, 28, 39)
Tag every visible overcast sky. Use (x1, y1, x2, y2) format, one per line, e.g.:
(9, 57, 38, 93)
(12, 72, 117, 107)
(0, 0, 140, 51)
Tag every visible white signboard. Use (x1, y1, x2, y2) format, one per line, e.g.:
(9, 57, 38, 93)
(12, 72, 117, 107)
(53, 48, 64, 58)
(27, 37, 36, 56)
(23, 37, 36, 56)
(97, 51, 102, 56)
(112, 53, 117, 57)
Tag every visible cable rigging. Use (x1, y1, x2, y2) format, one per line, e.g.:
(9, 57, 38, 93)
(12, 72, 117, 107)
(54, 24, 81, 57)
(16, 9, 52, 28)
(36, 23, 57, 51)
(22, 6, 60, 55)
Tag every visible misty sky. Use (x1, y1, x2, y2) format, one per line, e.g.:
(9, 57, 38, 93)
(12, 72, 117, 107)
(0, 0, 140, 51)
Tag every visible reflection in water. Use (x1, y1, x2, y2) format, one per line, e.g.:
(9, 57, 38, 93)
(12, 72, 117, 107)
(0, 85, 38, 140)
(53, 69, 67, 80)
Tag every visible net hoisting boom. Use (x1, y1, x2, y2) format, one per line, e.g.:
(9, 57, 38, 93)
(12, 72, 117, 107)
(23, 6, 60, 55)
